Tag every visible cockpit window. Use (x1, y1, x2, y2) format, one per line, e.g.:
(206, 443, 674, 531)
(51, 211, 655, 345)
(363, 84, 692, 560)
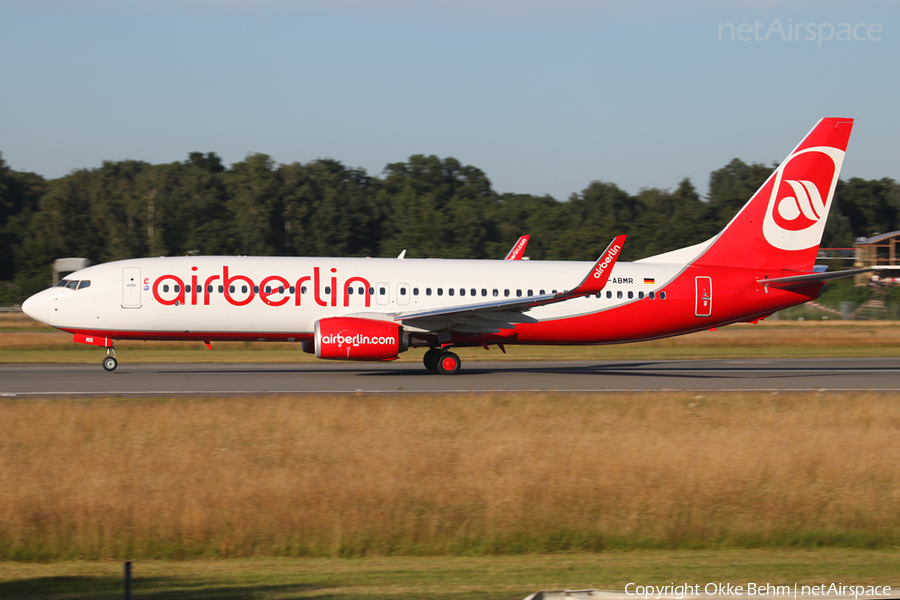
(55, 279, 91, 290)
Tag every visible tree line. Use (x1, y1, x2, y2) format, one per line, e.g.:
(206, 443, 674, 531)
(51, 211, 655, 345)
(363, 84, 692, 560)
(1, 150, 898, 304)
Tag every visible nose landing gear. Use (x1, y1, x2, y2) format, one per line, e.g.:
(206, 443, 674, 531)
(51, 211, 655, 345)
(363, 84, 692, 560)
(102, 346, 117, 372)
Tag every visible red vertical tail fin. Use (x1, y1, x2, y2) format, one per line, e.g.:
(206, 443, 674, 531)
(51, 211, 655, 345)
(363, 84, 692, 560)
(695, 118, 854, 273)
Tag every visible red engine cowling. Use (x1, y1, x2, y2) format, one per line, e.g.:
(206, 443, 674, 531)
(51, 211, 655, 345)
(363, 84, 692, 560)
(314, 317, 407, 361)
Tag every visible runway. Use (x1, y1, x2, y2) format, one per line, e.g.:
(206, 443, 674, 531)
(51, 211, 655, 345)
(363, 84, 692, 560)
(2, 357, 900, 395)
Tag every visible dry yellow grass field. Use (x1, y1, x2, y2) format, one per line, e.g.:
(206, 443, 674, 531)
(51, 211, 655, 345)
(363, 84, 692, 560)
(2, 391, 898, 560)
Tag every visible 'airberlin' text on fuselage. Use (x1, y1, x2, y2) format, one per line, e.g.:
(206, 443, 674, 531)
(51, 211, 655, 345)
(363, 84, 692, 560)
(151, 266, 372, 308)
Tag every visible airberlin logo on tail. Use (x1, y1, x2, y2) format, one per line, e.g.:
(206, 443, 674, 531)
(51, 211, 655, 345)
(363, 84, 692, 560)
(778, 179, 825, 224)
(762, 146, 844, 251)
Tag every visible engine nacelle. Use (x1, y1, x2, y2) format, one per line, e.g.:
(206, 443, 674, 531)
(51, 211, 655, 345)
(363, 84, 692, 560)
(314, 317, 407, 361)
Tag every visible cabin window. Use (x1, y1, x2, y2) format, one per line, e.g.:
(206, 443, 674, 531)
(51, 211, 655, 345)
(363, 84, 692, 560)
(493, 289, 498, 297)
(617, 291, 623, 299)
(660, 291, 666, 300)
(426, 288, 432, 296)
(368, 287, 374, 295)
(471, 288, 477, 296)
(218, 285, 224, 293)
(413, 288, 419, 295)
(347, 287, 353, 295)
(516, 289, 522, 297)
(459, 288, 465, 296)
(229, 285, 235, 293)
(595, 292, 601, 298)
(627, 291, 634, 299)
(185, 285, 191, 292)
(649, 291, 655, 299)
(449, 288, 455, 296)
(437, 288, 443, 296)
(504, 289, 510, 297)
(289, 286, 295, 294)
(78, 280, 91, 289)
(638, 291, 644, 299)
(279, 286, 284, 294)
(253, 286, 259, 293)
(481, 289, 487, 296)
(325, 286, 331, 295)
(163, 284, 170, 293)
(552, 290, 557, 294)
(174, 285, 180, 293)
(400, 287, 407, 295)
(540, 289, 545, 295)
(606, 291, 612, 299)
(207, 285, 213, 293)
(358, 287, 364, 295)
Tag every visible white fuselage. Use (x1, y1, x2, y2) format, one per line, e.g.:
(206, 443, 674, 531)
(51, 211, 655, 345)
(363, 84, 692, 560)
(25, 255, 684, 339)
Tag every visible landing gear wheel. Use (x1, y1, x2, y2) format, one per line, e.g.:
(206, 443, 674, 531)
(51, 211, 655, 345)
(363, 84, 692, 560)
(423, 348, 441, 373)
(436, 351, 461, 375)
(102, 356, 118, 372)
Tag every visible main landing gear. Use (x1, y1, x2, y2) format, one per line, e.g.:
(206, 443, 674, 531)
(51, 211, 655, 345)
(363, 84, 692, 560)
(423, 347, 461, 375)
(102, 346, 117, 372)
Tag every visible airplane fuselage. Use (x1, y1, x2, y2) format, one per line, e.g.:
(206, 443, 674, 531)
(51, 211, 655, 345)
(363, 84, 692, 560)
(25, 254, 819, 347)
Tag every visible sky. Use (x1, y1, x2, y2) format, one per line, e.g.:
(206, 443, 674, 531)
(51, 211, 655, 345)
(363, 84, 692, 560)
(1, 0, 897, 200)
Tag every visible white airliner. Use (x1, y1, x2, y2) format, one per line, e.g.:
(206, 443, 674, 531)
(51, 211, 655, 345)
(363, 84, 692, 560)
(23, 118, 862, 374)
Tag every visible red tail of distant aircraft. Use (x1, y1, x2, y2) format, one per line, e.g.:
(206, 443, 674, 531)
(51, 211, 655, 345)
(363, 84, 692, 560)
(23, 118, 858, 374)
(504, 235, 530, 260)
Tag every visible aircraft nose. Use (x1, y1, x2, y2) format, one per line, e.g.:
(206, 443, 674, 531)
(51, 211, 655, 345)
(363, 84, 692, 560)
(22, 291, 49, 324)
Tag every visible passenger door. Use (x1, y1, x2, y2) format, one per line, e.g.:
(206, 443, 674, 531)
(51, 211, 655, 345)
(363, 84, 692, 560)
(695, 276, 712, 317)
(122, 267, 142, 308)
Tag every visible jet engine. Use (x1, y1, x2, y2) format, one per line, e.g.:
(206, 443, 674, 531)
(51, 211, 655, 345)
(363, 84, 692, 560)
(314, 317, 408, 361)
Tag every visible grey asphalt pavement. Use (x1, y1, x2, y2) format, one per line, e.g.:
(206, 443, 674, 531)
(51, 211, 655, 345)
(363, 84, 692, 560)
(2, 358, 899, 395)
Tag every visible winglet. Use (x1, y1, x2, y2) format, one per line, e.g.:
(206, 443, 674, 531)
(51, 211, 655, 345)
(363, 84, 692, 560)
(504, 235, 530, 260)
(564, 235, 626, 297)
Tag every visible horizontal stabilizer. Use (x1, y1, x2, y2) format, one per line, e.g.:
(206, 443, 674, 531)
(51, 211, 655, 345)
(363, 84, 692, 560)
(758, 268, 872, 289)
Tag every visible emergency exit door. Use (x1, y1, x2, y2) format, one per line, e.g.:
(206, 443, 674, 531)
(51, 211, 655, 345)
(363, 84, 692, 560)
(695, 276, 712, 317)
(122, 267, 142, 307)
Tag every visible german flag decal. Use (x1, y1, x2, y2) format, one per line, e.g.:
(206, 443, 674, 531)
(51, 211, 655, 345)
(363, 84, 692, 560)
(644, 278, 655, 284)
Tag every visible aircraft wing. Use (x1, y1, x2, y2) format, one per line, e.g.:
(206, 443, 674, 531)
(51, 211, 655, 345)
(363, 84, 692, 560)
(504, 235, 530, 260)
(391, 235, 625, 333)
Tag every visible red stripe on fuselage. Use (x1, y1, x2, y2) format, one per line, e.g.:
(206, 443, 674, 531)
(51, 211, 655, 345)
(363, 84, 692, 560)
(59, 329, 314, 343)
